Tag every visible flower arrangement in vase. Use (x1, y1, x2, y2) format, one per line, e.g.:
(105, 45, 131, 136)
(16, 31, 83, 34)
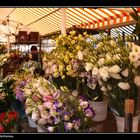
(42, 31, 107, 121)
(94, 34, 140, 118)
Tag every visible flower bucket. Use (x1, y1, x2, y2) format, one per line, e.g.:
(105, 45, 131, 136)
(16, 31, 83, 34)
(115, 115, 139, 132)
(37, 125, 47, 132)
(27, 115, 37, 128)
(89, 100, 108, 122)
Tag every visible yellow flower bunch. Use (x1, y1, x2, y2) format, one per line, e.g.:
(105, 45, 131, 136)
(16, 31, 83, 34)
(43, 31, 95, 79)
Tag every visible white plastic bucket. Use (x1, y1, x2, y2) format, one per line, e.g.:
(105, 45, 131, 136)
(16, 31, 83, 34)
(89, 100, 108, 122)
(27, 115, 37, 128)
(115, 115, 139, 132)
(37, 125, 47, 132)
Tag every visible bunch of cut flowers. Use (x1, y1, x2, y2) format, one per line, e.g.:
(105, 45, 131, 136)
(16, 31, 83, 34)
(0, 74, 16, 108)
(42, 31, 95, 90)
(93, 34, 140, 117)
(0, 110, 19, 133)
(0, 53, 10, 67)
(23, 76, 95, 132)
(12, 70, 34, 103)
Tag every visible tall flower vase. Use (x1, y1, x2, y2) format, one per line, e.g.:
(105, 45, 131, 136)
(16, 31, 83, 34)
(115, 115, 139, 132)
(89, 100, 108, 122)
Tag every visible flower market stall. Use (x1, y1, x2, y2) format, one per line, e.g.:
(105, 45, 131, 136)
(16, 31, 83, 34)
(0, 7, 140, 133)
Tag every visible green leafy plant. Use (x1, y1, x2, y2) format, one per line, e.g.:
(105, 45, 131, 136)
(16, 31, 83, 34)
(0, 78, 16, 108)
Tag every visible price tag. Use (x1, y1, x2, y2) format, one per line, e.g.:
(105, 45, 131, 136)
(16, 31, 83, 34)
(125, 99, 134, 114)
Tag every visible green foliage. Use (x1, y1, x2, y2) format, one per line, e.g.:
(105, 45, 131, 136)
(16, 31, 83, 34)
(2, 79, 16, 105)
(52, 75, 77, 90)
(108, 84, 138, 117)
(77, 80, 103, 102)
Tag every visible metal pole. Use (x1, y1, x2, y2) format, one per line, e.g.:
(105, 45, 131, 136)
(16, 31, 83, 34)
(38, 34, 42, 68)
(61, 8, 66, 34)
(7, 35, 10, 53)
(122, 32, 125, 42)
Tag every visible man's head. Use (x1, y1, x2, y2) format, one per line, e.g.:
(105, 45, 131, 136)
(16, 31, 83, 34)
(30, 46, 38, 61)
(31, 46, 38, 53)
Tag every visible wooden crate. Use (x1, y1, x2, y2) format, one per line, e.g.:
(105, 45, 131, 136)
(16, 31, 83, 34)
(29, 32, 39, 43)
(16, 31, 29, 43)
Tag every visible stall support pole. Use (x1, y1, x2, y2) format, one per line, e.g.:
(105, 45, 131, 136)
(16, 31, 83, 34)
(38, 34, 42, 68)
(61, 8, 66, 34)
(7, 35, 10, 53)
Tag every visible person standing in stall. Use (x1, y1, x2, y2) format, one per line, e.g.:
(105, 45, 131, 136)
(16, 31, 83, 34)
(30, 45, 39, 62)
(30, 45, 44, 76)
